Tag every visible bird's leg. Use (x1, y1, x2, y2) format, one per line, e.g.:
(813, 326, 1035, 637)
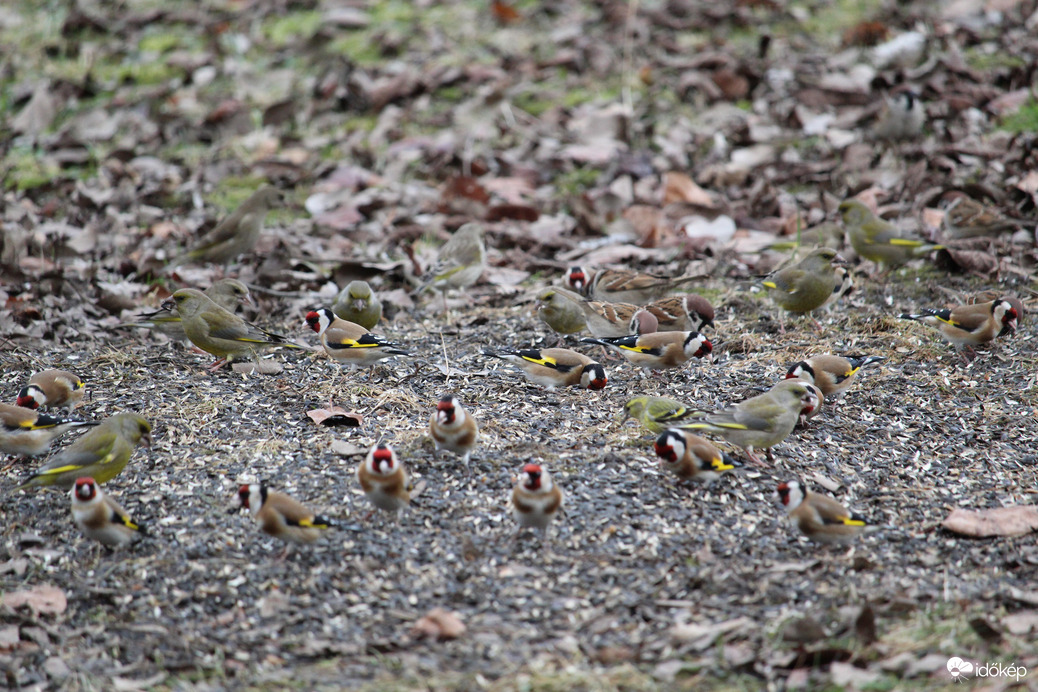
(207, 357, 228, 372)
(744, 447, 767, 467)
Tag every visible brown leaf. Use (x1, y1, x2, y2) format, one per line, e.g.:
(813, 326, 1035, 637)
(2, 585, 67, 615)
(938, 248, 999, 276)
(491, 0, 520, 24)
(942, 506, 1038, 538)
(486, 204, 539, 222)
(855, 604, 877, 645)
(306, 407, 363, 427)
(410, 607, 466, 640)
(662, 172, 715, 207)
(443, 176, 490, 204)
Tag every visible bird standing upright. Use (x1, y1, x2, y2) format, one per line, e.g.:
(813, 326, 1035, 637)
(429, 395, 479, 470)
(839, 199, 943, 273)
(761, 248, 846, 332)
(333, 280, 382, 330)
(419, 223, 486, 312)
(357, 443, 411, 518)
(511, 463, 564, 548)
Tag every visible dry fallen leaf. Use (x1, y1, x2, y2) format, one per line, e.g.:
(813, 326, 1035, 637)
(2, 585, 67, 615)
(307, 407, 363, 427)
(662, 171, 715, 207)
(942, 506, 1038, 538)
(410, 607, 466, 640)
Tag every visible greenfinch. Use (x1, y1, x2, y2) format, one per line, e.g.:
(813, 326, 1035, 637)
(900, 298, 1017, 360)
(536, 288, 588, 336)
(678, 380, 819, 465)
(18, 413, 151, 490)
(839, 199, 943, 270)
(332, 280, 382, 330)
(166, 288, 299, 371)
(16, 369, 85, 411)
(565, 266, 700, 304)
(71, 477, 146, 547)
(761, 248, 846, 329)
(775, 479, 869, 543)
(175, 186, 283, 264)
(0, 404, 97, 457)
(622, 396, 695, 434)
(127, 278, 252, 341)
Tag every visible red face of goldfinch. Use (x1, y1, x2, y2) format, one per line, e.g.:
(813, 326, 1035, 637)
(74, 477, 98, 502)
(521, 464, 543, 490)
(436, 396, 457, 425)
(371, 444, 396, 474)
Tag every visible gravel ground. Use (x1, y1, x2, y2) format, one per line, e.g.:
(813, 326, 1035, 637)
(3, 273, 1037, 691)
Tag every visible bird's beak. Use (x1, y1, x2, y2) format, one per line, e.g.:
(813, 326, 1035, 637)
(832, 253, 848, 266)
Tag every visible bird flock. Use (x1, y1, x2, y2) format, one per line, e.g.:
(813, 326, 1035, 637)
(3, 187, 1025, 556)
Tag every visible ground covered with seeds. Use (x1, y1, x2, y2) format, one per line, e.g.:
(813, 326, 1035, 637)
(3, 0, 1038, 690)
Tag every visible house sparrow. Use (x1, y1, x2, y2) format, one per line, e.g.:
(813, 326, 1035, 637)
(484, 347, 608, 390)
(565, 266, 700, 304)
(16, 369, 85, 411)
(580, 331, 712, 372)
(0, 404, 97, 457)
(332, 280, 382, 330)
(678, 380, 819, 465)
(429, 395, 479, 470)
(653, 429, 738, 485)
(942, 196, 1024, 239)
(175, 186, 283, 264)
(235, 482, 333, 547)
(641, 294, 715, 332)
(71, 477, 146, 548)
(304, 308, 409, 369)
(549, 287, 657, 338)
(18, 413, 151, 490)
(774, 479, 868, 543)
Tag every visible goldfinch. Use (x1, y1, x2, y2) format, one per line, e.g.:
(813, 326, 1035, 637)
(774, 479, 868, 543)
(429, 395, 479, 469)
(357, 443, 410, 516)
(622, 396, 695, 435)
(839, 199, 943, 270)
(175, 185, 283, 264)
(512, 463, 563, 539)
(165, 288, 299, 371)
(580, 331, 712, 372)
(18, 413, 151, 490)
(900, 298, 1017, 359)
(127, 278, 253, 341)
(16, 369, 85, 411)
(761, 248, 846, 330)
(0, 404, 97, 457)
(792, 380, 824, 428)
(484, 347, 607, 390)
(785, 355, 885, 399)
(333, 280, 382, 330)
(304, 308, 409, 369)
(71, 477, 145, 548)
(820, 265, 854, 311)
(235, 482, 333, 546)
(653, 429, 738, 485)
(642, 294, 715, 332)
(550, 287, 657, 338)
(565, 266, 700, 304)
(678, 380, 819, 465)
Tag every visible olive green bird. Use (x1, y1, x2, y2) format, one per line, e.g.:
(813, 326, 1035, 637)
(164, 288, 303, 371)
(537, 288, 589, 336)
(332, 280, 382, 330)
(418, 223, 487, 313)
(124, 278, 253, 341)
(761, 248, 846, 331)
(621, 396, 695, 435)
(175, 186, 283, 265)
(17, 413, 152, 490)
(839, 199, 943, 272)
